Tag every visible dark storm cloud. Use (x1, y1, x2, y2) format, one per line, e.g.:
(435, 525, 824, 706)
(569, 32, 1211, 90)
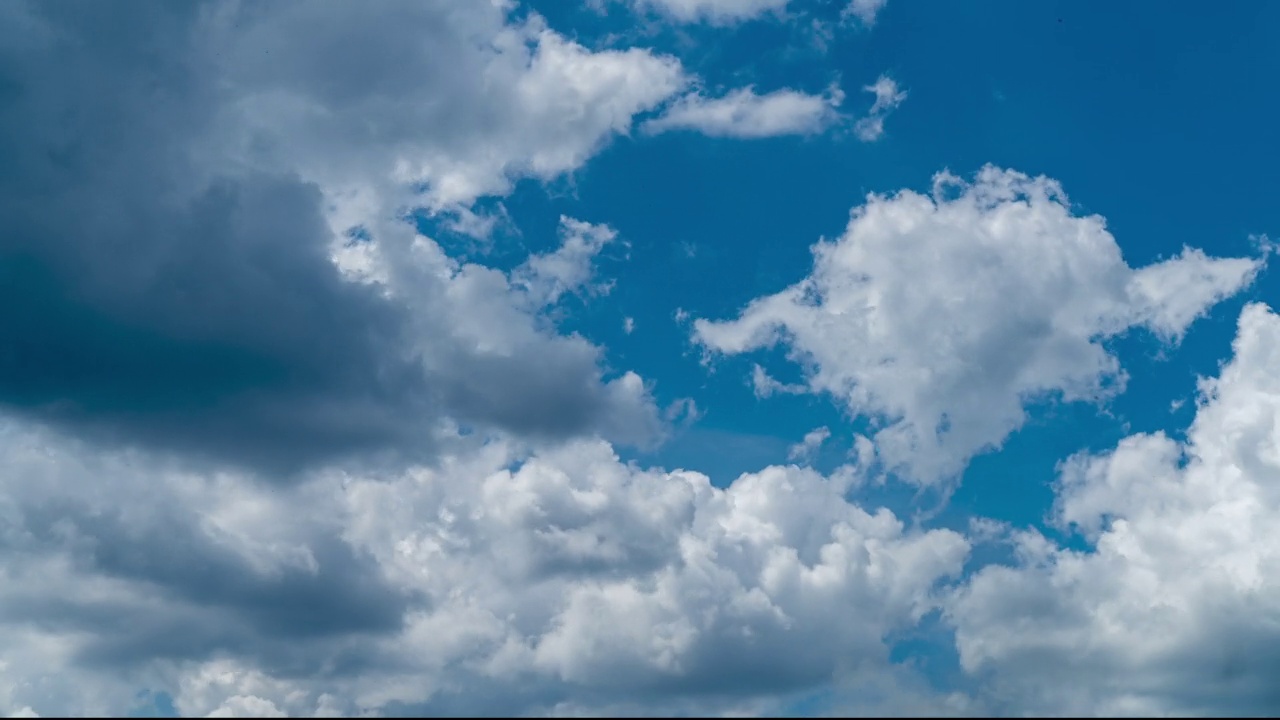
(0, 1, 431, 474)
(0, 0, 659, 476)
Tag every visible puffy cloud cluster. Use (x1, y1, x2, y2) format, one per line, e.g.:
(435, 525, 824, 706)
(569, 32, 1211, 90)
(695, 166, 1263, 484)
(0, 419, 968, 716)
(947, 302, 1280, 716)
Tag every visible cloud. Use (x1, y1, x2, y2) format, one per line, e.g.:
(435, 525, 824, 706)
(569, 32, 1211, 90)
(788, 426, 831, 461)
(853, 75, 907, 142)
(0, 1, 678, 474)
(844, 0, 888, 27)
(946, 302, 1280, 716)
(632, 0, 793, 25)
(644, 85, 844, 138)
(751, 364, 809, 398)
(512, 217, 623, 308)
(203, 2, 688, 210)
(694, 166, 1263, 484)
(0, 418, 968, 716)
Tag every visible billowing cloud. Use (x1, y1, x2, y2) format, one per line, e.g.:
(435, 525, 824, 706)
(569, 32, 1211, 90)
(0, 1, 678, 474)
(0, 418, 968, 716)
(694, 167, 1263, 484)
(947, 302, 1280, 716)
(644, 85, 845, 138)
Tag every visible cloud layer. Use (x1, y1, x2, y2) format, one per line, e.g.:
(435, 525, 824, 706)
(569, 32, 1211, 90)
(0, 420, 967, 716)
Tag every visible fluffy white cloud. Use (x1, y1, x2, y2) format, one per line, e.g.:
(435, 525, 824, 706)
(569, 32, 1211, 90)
(0, 417, 968, 716)
(853, 75, 907, 142)
(643, 85, 844, 138)
(947, 302, 1280, 716)
(632, 0, 793, 25)
(694, 166, 1263, 484)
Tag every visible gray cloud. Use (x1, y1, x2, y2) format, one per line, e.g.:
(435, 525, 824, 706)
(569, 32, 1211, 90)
(0, 0, 673, 475)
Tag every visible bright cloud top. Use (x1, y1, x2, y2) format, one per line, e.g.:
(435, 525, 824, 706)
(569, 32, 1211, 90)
(203, 3, 690, 210)
(694, 166, 1263, 484)
(948, 302, 1280, 716)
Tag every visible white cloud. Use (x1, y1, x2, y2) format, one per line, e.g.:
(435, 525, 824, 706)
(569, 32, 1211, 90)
(644, 85, 844, 138)
(865, 75, 907, 116)
(751, 364, 808, 398)
(853, 75, 907, 142)
(0, 418, 968, 716)
(694, 166, 1264, 484)
(788, 426, 831, 461)
(334, 440, 968, 713)
(512, 217, 621, 308)
(843, 0, 887, 27)
(947, 302, 1280, 716)
(632, 0, 793, 25)
(206, 4, 689, 211)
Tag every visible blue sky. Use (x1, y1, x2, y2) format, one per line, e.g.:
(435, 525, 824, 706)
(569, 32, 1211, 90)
(2, 0, 1279, 717)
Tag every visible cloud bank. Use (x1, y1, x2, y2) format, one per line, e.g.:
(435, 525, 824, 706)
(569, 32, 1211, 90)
(0, 1, 1274, 717)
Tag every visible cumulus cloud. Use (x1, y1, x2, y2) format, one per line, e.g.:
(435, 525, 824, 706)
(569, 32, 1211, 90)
(0, 1, 678, 473)
(644, 85, 845, 138)
(0, 418, 968, 716)
(947, 302, 1280, 716)
(632, 0, 793, 25)
(853, 75, 907, 142)
(694, 166, 1263, 484)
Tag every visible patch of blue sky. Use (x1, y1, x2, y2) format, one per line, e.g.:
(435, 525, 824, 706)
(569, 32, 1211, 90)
(511, 1, 1279, 518)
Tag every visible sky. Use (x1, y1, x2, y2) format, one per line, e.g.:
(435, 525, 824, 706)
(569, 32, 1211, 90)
(1, 0, 1279, 716)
